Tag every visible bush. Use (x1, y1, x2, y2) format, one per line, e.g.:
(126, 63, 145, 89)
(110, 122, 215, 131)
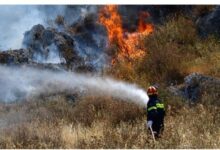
(71, 96, 145, 126)
(136, 16, 220, 84)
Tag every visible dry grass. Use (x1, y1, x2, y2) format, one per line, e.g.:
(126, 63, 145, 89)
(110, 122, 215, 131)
(0, 94, 219, 148)
(185, 51, 220, 77)
(136, 16, 220, 85)
(60, 96, 220, 149)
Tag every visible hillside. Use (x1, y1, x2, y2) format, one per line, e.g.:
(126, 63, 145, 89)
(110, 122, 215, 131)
(0, 5, 219, 148)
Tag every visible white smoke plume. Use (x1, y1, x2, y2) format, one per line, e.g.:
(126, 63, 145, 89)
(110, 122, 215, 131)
(0, 5, 97, 51)
(0, 65, 149, 106)
(0, 5, 66, 50)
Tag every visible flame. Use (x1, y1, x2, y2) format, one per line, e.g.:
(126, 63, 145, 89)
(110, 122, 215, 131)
(99, 5, 153, 64)
(138, 11, 154, 34)
(99, 5, 123, 44)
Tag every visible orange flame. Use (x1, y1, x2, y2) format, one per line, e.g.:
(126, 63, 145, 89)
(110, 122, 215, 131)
(138, 12, 153, 33)
(99, 5, 153, 64)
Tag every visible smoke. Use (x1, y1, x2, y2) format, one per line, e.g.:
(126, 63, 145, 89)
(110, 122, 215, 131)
(0, 5, 97, 51)
(0, 5, 106, 69)
(0, 65, 149, 106)
(0, 5, 66, 50)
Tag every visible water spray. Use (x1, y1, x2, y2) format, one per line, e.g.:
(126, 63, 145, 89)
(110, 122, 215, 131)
(0, 65, 149, 106)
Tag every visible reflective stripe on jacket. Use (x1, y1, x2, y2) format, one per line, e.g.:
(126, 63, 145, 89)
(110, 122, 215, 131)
(147, 96, 165, 121)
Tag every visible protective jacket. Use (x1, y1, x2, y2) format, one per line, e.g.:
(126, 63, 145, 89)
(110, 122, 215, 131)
(147, 95, 165, 136)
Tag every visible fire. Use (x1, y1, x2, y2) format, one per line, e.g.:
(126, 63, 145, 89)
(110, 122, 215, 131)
(138, 11, 154, 34)
(99, 5, 123, 44)
(99, 5, 153, 64)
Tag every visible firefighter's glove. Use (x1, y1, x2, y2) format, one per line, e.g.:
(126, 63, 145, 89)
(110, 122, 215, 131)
(147, 120, 153, 128)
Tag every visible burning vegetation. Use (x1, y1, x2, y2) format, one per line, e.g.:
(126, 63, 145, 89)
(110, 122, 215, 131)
(99, 5, 153, 64)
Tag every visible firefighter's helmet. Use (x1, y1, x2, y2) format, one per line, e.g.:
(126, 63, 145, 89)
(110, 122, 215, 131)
(147, 86, 158, 95)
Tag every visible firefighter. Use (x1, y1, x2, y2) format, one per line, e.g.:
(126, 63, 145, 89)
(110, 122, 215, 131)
(146, 86, 165, 138)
